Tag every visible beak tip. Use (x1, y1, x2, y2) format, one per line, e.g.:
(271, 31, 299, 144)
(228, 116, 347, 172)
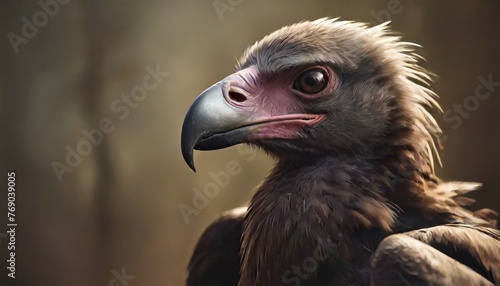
(188, 161, 197, 173)
(182, 148, 197, 173)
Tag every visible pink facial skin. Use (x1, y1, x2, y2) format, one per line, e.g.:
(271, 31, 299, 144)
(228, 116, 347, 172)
(220, 65, 335, 142)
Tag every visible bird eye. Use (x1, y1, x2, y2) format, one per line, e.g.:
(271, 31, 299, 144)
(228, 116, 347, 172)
(294, 68, 328, 95)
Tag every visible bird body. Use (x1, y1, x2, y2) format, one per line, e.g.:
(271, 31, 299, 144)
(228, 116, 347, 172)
(181, 18, 500, 286)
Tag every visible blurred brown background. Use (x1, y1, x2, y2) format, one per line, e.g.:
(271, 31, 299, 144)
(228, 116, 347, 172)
(1, 1, 499, 285)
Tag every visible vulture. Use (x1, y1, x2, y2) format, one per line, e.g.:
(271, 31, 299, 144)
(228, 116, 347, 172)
(180, 18, 500, 286)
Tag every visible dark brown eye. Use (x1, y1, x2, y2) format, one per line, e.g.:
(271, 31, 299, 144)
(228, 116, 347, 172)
(294, 68, 328, 94)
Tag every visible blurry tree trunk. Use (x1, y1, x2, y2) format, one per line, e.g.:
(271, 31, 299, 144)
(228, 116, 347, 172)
(82, 1, 114, 282)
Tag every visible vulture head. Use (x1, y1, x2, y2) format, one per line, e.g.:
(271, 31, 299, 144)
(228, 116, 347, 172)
(182, 18, 440, 171)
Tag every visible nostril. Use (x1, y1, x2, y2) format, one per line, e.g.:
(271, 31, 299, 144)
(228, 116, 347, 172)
(228, 91, 247, 103)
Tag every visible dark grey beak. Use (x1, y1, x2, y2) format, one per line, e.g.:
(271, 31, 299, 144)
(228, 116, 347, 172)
(181, 82, 249, 172)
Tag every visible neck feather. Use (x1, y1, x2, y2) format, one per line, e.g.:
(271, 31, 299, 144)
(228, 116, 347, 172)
(239, 155, 399, 286)
(238, 123, 449, 285)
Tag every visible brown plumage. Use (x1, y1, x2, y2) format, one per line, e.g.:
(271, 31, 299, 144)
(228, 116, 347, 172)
(181, 18, 500, 286)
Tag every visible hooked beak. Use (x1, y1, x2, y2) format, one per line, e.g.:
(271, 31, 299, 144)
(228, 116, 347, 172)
(181, 70, 325, 172)
(181, 82, 250, 172)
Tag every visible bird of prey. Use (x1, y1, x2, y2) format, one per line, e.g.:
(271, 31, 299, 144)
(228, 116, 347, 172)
(181, 18, 500, 286)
